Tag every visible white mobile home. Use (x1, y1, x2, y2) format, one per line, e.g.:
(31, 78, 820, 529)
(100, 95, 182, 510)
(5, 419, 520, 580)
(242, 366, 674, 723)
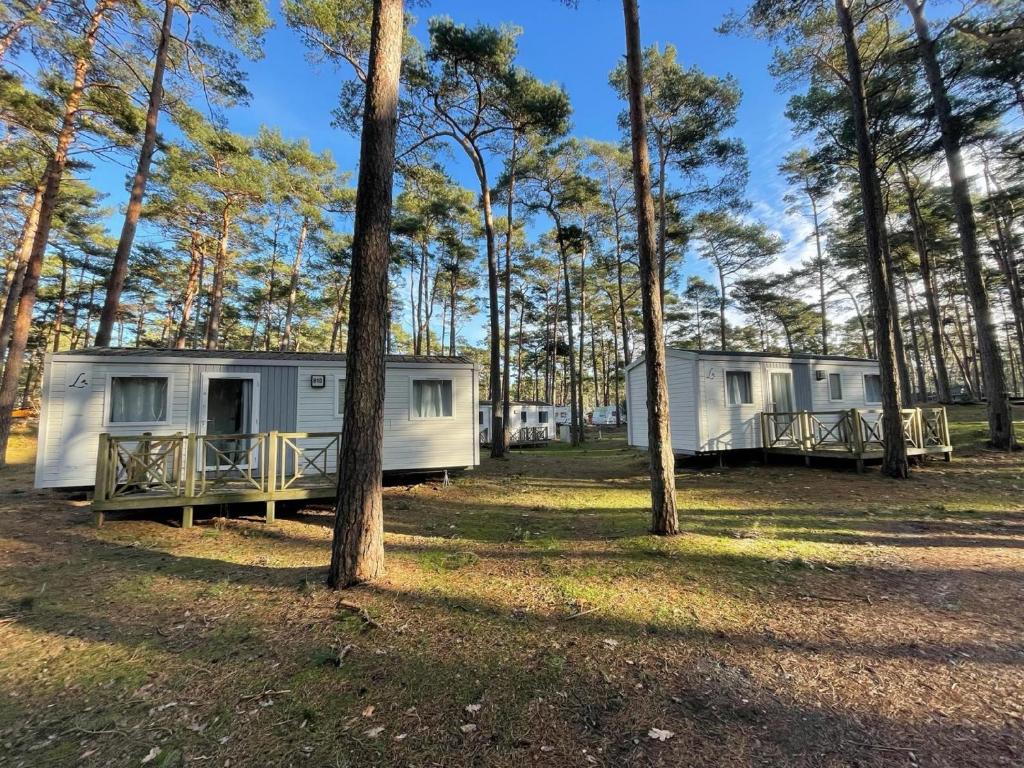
(35, 348, 480, 489)
(478, 400, 555, 443)
(626, 348, 882, 454)
(591, 405, 622, 425)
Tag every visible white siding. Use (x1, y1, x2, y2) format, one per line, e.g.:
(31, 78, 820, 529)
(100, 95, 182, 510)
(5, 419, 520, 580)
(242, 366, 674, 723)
(626, 351, 700, 453)
(295, 362, 477, 472)
(37, 360, 193, 487)
(626, 361, 648, 448)
(807, 359, 882, 410)
(698, 357, 766, 451)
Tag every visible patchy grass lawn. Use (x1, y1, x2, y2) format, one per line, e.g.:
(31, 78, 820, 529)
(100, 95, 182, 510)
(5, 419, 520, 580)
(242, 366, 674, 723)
(0, 408, 1022, 767)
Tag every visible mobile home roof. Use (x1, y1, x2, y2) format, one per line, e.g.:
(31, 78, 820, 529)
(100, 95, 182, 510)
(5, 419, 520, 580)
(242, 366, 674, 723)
(49, 347, 474, 366)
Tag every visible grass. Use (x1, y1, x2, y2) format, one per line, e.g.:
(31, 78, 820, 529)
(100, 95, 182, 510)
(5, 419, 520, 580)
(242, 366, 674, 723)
(0, 410, 1022, 766)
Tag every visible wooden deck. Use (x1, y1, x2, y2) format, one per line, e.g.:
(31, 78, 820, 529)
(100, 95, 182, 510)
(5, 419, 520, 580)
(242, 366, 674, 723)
(760, 406, 952, 471)
(479, 425, 553, 448)
(92, 431, 344, 527)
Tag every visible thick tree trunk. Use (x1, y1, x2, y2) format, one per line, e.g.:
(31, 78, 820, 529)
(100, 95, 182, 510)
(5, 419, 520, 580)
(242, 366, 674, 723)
(905, 0, 1015, 448)
(0, 179, 44, 359)
(328, 0, 403, 589)
(622, 0, 678, 533)
(0, 0, 111, 467)
(280, 216, 308, 352)
(836, 0, 908, 477)
(95, 0, 174, 347)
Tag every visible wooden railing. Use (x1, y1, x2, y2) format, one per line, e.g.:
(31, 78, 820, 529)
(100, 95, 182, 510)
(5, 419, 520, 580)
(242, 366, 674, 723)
(760, 407, 951, 469)
(93, 430, 344, 527)
(479, 425, 551, 446)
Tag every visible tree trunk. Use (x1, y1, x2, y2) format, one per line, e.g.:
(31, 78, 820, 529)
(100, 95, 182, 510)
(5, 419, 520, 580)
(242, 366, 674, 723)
(502, 143, 516, 452)
(717, 267, 728, 351)
(622, 0, 679, 533)
(95, 0, 174, 347)
(478, 172, 504, 457)
(577, 240, 587, 442)
(656, 140, 668, 304)
(174, 233, 203, 349)
(328, 0, 403, 589)
(905, 0, 1015, 448)
(0, 0, 111, 467)
(204, 207, 231, 350)
(835, 0, 908, 477)
(898, 161, 951, 402)
(613, 214, 632, 365)
(810, 198, 828, 354)
(0, 0, 51, 61)
(0, 179, 44, 359)
(51, 249, 69, 351)
(280, 216, 308, 351)
(556, 228, 580, 446)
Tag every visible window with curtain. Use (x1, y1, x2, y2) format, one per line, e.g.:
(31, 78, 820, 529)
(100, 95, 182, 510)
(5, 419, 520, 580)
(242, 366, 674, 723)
(336, 377, 346, 417)
(864, 374, 883, 404)
(725, 371, 753, 405)
(412, 379, 453, 419)
(109, 376, 169, 423)
(829, 373, 843, 401)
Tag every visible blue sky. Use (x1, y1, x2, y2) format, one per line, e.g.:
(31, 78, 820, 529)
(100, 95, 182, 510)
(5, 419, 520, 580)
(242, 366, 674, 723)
(86, 0, 816, 345)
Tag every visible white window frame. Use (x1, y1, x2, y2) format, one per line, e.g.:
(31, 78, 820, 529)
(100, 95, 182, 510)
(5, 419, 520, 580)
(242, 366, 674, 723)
(828, 372, 844, 402)
(335, 374, 347, 418)
(520, 409, 528, 424)
(725, 370, 754, 407)
(863, 373, 883, 405)
(409, 376, 456, 421)
(104, 373, 174, 428)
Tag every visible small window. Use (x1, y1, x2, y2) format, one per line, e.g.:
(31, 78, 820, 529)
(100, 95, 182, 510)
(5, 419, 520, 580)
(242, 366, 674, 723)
(864, 374, 882, 404)
(479, 410, 483, 424)
(520, 410, 528, 424)
(109, 376, 169, 424)
(725, 371, 753, 405)
(538, 411, 549, 424)
(828, 373, 843, 401)
(411, 379, 453, 419)
(336, 376, 346, 417)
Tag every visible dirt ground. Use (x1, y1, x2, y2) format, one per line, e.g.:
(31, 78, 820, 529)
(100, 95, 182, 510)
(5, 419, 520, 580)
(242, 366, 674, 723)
(0, 407, 1022, 767)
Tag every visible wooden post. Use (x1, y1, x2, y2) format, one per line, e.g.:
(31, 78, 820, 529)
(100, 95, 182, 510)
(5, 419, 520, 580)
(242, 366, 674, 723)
(93, 433, 111, 527)
(266, 430, 278, 524)
(850, 409, 865, 473)
(182, 432, 197, 529)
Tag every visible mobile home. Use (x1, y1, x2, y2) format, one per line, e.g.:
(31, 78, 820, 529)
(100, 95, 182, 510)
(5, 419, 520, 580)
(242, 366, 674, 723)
(478, 400, 555, 443)
(625, 348, 883, 454)
(35, 348, 480, 489)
